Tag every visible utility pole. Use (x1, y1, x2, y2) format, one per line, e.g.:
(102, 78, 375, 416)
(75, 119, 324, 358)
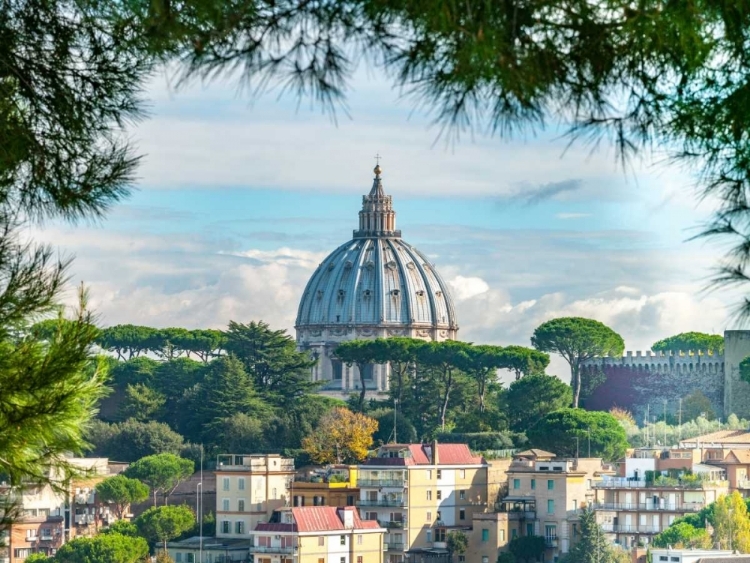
(664, 400, 668, 446)
(587, 428, 591, 458)
(199, 444, 203, 563)
(679, 398, 682, 442)
(393, 398, 398, 444)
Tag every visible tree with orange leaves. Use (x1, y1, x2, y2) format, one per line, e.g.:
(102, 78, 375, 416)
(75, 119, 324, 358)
(302, 407, 378, 464)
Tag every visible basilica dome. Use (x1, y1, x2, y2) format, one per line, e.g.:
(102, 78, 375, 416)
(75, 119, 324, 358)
(296, 164, 458, 396)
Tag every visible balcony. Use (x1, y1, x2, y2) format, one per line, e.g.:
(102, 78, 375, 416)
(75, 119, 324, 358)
(387, 542, 405, 551)
(738, 479, 750, 489)
(358, 479, 406, 488)
(593, 502, 704, 512)
(545, 537, 558, 548)
(600, 525, 661, 534)
(358, 498, 407, 508)
(379, 520, 406, 529)
(248, 546, 295, 554)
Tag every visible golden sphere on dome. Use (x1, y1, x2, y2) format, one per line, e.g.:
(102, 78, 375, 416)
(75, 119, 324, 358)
(374, 164, 382, 176)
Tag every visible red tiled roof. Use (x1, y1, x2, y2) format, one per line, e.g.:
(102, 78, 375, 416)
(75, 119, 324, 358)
(436, 444, 484, 465)
(365, 443, 484, 466)
(290, 506, 380, 533)
(256, 523, 297, 532)
(682, 430, 750, 444)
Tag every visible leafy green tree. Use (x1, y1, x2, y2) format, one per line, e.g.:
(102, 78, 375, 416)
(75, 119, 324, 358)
(742, 356, 750, 385)
(118, 383, 166, 422)
(124, 454, 194, 506)
(418, 340, 471, 431)
(371, 409, 418, 445)
(446, 530, 468, 558)
(188, 329, 226, 362)
(223, 321, 316, 405)
(97, 325, 159, 361)
(499, 346, 550, 380)
(24, 554, 51, 563)
(652, 333, 724, 354)
(527, 409, 628, 461)
(531, 317, 624, 408)
(507, 374, 572, 433)
(652, 521, 712, 549)
(714, 491, 750, 552)
(135, 505, 195, 551)
(96, 475, 150, 519)
(103, 520, 140, 537)
(213, 413, 266, 453)
(508, 535, 545, 563)
(683, 391, 716, 422)
(86, 419, 186, 462)
(562, 509, 613, 563)
(379, 337, 424, 404)
(456, 344, 506, 413)
(497, 554, 516, 563)
(55, 534, 149, 563)
(335, 340, 379, 412)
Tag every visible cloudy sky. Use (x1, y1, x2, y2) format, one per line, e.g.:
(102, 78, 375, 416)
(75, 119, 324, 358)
(32, 68, 740, 378)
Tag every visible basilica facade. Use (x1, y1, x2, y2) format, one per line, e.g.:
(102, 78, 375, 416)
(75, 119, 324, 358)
(295, 164, 459, 397)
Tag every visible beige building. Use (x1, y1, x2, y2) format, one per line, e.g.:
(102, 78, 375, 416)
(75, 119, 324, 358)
(215, 454, 295, 539)
(356, 442, 488, 563)
(292, 466, 359, 508)
(497, 450, 612, 561)
(249, 506, 385, 563)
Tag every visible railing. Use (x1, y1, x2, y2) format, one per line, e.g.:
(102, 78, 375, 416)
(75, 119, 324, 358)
(387, 542, 405, 551)
(545, 537, 558, 547)
(357, 499, 407, 507)
(600, 525, 661, 533)
(379, 520, 406, 529)
(593, 480, 646, 488)
(738, 479, 750, 489)
(358, 480, 406, 488)
(248, 546, 295, 554)
(593, 502, 704, 512)
(593, 479, 724, 490)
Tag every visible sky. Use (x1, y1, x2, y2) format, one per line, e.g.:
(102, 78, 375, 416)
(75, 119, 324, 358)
(31, 67, 740, 379)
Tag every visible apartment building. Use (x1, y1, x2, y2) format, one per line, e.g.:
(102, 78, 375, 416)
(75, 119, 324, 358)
(292, 466, 359, 508)
(356, 442, 489, 563)
(497, 450, 613, 562)
(650, 548, 750, 563)
(249, 506, 385, 563)
(0, 458, 117, 563)
(593, 454, 728, 549)
(216, 454, 296, 539)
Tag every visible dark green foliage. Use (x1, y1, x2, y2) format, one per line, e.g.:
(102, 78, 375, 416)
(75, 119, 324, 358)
(527, 408, 628, 461)
(652, 333, 724, 354)
(135, 504, 195, 550)
(562, 509, 612, 563)
(118, 383, 166, 422)
(446, 530, 468, 555)
(124, 454, 194, 506)
(507, 374, 572, 432)
(498, 346, 550, 380)
(23, 555, 51, 563)
(103, 520, 140, 537)
(682, 391, 716, 422)
(86, 419, 186, 462)
(96, 475, 150, 519)
(741, 356, 750, 385)
(371, 409, 418, 445)
(652, 521, 712, 549)
(508, 535, 545, 563)
(497, 554, 516, 563)
(55, 534, 149, 563)
(532, 318, 624, 408)
(435, 432, 519, 451)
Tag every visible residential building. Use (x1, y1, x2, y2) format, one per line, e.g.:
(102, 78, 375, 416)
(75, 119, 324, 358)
(248, 506, 385, 563)
(593, 454, 728, 549)
(292, 466, 359, 508)
(465, 512, 513, 563)
(164, 536, 250, 563)
(498, 450, 613, 561)
(356, 442, 489, 563)
(650, 548, 750, 563)
(215, 454, 295, 539)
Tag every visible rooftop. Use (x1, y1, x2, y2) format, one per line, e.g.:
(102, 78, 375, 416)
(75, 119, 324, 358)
(363, 443, 484, 466)
(256, 507, 381, 534)
(681, 430, 750, 446)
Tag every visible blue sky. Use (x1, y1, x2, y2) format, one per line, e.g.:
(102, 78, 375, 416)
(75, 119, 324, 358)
(34, 67, 736, 377)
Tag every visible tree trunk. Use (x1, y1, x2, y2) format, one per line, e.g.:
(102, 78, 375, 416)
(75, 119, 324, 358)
(357, 363, 367, 412)
(572, 366, 581, 409)
(440, 368, 453, 431)
(153, 489, 158, 507)
(478, 376, 486, 413)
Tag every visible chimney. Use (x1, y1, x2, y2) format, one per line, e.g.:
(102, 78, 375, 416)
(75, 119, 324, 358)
(432, 439, 439, 465)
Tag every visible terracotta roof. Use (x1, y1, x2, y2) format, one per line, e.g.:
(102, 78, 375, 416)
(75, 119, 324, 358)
(723, 450, 750, 464)
(515, 449, 556, 459)
(696, 558, 750, 563)
(256, 523, 297, 532)
(682, 430, 750, 445)
(290, 506, 379, 532)
(364, 443, 484, 466)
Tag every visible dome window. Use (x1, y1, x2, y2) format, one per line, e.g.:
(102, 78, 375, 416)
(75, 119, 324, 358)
(386, 261, 397, 271)
(363, 290, 372, 298)
(391, 289, 400, 296)
(435, 291, 443, 297)
(344, 260, 353, 270)
(416, 290, 425, 297)
(327, 263, 335, 271)
(365, 261, 374, 270)
(316, 290, 324, 299)
(338, 289, 346, 298)
(406, 262, 416, 270)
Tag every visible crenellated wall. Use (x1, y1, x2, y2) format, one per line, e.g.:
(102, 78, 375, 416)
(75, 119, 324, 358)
(583, 349, 726, 421)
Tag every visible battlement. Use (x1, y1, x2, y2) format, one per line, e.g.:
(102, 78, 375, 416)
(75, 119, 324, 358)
(583, 349, 724, 373)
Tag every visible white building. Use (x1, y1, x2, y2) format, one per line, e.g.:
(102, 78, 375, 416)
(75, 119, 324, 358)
(651, 548, 750, 563)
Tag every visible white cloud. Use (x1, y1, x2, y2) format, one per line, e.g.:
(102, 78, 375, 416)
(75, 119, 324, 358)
(448, 276, 489, 301)
(556, 212, 591, 220)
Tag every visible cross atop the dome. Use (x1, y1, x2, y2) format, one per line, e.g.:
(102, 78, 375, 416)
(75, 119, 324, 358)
(374, 153, 382, 165)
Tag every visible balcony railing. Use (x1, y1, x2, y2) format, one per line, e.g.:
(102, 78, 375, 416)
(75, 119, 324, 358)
(387, 542, 405, 551)
(379, 520, 406, 529)
(738, 479, 750, 489)
(593, 502, 704, 512)
(358, 499, 407, 507)
(545, 537, 558, 548)
(600, 525, 661, 534)
(248, 546, 295, 554)
(358, 479, 406, 488)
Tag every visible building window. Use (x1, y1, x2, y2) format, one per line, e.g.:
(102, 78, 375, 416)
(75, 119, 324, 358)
(426, 491, 432, 501)
(436, 490, 442, 500)
(223, 477, 230, 491)
(545, 525, 556, 539)
(435, 529, 446, 542)
(513, 479, 520, 490)
(459, 557, 465, 562)
(427, 530, 432, 543)
(14, 549, 32, 558)
(238, 500, 245, 512)
(26, 529, 37, 539)
(340, 558, 345, 563)
(221, 521, 230, 534)
(318, 559, 325, 563)
(547, 500, 555, 514)
(358, 558, 363, 563)
(511, 529, 517, 539)
(187, 555, 195, 563)
(426, 511, 432, 522)
(222, 499, 230, 511)
(482, 529, 489, 542)
(273, 488, 277, 499)
(319, 536, 325, 546)
(427, 470, 432, 479)
(547, 480, 554, 490)
(459, 491, 465, 500)
(257, 503, 262, 511)
(235, 521, 244, 534)
(459, 509, 465, 520)
(437, 470, 442, 479)
(437, 511, 442, 522)
(357, 535, 363, 545)
(460, 469, 466, 479)
(238, 478, 245, 490)
(176, 554, 183, 563)
(499, 530, 505, 541)
(482, 558, 489, 563)
(526, 523, 534, 536)
(531, 479, 536, 490)
(340, 535, 346, 546)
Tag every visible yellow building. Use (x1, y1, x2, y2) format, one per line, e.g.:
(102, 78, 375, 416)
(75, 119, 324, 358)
(249, 506, 385, 563)
(215, 454, 295, 539)
(292, 466, 359, 508)
(356, 442, 489, 563)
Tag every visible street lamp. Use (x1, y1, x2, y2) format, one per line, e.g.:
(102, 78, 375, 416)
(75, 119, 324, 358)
(197, 482, 203, 563)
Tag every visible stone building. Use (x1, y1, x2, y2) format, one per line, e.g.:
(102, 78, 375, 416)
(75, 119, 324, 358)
(295, 164, 458, 398)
